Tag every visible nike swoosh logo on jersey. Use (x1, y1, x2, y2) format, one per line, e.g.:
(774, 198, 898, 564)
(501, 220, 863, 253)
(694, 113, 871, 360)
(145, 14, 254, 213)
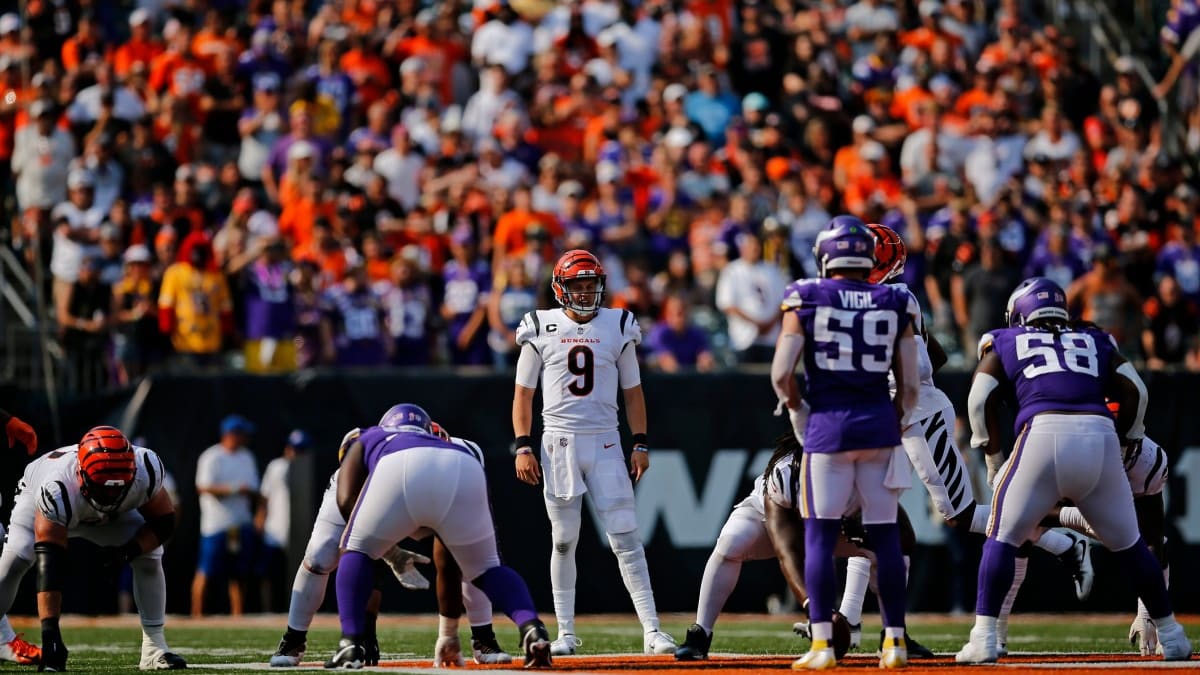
(604, 443, 616, 448)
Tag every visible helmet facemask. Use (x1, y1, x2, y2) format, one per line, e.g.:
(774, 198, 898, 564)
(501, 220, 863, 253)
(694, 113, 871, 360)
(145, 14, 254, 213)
(79, 466, 133, 514)
(554, 274, 606, 315)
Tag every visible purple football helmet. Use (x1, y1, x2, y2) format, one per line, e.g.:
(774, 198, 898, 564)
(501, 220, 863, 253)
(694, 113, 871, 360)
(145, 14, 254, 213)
(378, 403, 433, 433)
(813, 215, 876, 277)
(1005, 277, 1069, 327)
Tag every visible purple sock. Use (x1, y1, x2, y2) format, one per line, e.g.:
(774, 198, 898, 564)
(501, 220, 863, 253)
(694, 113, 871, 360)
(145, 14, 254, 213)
(1113, 538, 1171, 619)
(803, 518, 841, 623)
(473, 566, 539, 628)
(976, 538, 1017, 617)
(865, 523, 906, 629)
(336, 551, 376, 639)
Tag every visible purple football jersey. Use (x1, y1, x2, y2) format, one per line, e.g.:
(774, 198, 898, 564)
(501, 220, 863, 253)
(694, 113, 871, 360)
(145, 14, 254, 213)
(986, 325, 1116, 434)
(357, 427, 474, 473)
(781, 277, 914, 454)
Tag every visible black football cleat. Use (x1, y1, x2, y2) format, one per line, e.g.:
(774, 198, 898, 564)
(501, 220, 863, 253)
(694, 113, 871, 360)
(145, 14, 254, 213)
(269, 630, 307, 667)
(363, 635, 380, 666)
(878, 630, 935, 658)
(674, 624, 712, 661)
(324, 638, 364, 669)
(519, 620, 552, 669)
(139, 649, 188, 670)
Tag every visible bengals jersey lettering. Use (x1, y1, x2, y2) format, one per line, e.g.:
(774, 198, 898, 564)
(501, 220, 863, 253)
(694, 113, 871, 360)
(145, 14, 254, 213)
(516, 307, 642, 433)
(26, 444, 166, 528)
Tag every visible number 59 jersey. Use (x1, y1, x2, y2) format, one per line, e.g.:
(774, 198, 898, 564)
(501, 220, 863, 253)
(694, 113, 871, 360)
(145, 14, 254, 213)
(516, 307, 642, 433)
(981, 325, 1117, 434)
(781, 277, 914, 454)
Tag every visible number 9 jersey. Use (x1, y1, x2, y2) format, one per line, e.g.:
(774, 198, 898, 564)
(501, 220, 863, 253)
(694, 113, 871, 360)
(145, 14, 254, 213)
(979, 325, 1117, 435)
(515, 307, 642, 433)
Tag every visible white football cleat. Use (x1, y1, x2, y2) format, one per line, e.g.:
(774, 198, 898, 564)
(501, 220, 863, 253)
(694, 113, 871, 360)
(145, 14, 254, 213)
(644, 630, 676, 655)
(139, 647, 187, 670)
(1129, 617, 1158, 656)
(792, 640, 836, 670)
(1157, 621, 1192, 661)
(550, 634, 581, 656)
(849, 623, 862, 650)
(956, 628, 999, 664)
(472, 636, 512, 664)
(997, 642, 1009, 657)
(0, 634, 41, 665)
(1061, 532, 1095, 601)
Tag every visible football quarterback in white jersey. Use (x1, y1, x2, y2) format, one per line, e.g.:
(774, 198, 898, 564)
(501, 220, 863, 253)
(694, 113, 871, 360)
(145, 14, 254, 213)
(269, 422, 513, 668)
(512, 249, 675, 656)
(0, 426, 183, 671)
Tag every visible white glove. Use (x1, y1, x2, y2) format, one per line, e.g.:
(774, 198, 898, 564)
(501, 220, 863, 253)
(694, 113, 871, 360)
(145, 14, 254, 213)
(433, 635, 464, 667)
(383, 546, 432, 590)
(985, 452, 1005, 489)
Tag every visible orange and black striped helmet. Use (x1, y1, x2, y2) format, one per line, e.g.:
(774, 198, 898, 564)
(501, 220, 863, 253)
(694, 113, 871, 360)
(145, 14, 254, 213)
(866, 223, 907, 284)
(77, 426, 136, 513)
(552, 249, 606, 315)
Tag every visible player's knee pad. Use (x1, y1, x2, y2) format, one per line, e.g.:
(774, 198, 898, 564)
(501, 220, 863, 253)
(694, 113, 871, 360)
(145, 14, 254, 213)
(303, 541, 340, 576)
(714, 524, 760, 562)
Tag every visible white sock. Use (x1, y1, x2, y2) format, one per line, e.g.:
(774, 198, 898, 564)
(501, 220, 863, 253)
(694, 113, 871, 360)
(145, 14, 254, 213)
(1035, 529, 1074, 556)
(463, 582, 494, 627)
(838, 557, 871, 626)
(0, 615, 14, 643)
(970, 504, 991, 535)
(997, 557, 1027, 645)
(131, 556, 167, 650)
(551, 532, 579, 637)
(695, 552, 740, 635)
(884, 626, 904, 640)
(609, 533, 660, 633)
(287, 566, 329, 632)
(971, 615, 998, 641)
(552, 590, 576, 638)
(811, 621, 832, 642)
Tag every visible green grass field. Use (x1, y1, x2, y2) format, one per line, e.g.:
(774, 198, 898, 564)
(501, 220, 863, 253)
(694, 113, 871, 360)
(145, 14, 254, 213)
(5, 613, 1195, 673)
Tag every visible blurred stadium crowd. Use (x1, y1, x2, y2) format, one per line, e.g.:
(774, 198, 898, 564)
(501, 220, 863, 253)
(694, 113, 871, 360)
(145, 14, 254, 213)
(5, 0, 1200, 391)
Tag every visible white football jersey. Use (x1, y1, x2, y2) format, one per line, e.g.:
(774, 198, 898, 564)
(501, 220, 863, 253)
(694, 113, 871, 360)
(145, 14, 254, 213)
(888, 283, 953, 425)
(765, 453, 798, 510)
(516, 307, 642, 433)
(19, 444, 166, 529)
(1125, 436, 1168, 498)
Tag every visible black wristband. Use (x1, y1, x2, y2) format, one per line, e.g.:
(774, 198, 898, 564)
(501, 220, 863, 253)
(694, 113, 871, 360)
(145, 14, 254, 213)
(512, 435, 532, 455)
(631, 433, 648, 448)
(35, 541, 66, 593)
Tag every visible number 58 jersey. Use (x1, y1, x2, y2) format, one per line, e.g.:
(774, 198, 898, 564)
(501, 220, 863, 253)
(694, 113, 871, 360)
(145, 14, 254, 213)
(516, 307, 641, 434)
(981, 325, 1117, 435)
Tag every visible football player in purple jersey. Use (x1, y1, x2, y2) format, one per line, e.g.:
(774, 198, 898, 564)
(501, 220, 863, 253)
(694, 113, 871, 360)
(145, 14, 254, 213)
(329, 404, 552, 669)
(958, 278, 1191, 663)
(771, 215, 920, 670)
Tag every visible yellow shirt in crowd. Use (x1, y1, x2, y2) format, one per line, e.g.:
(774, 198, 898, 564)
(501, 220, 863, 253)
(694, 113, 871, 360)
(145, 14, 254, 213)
(158, 262, 231, 354)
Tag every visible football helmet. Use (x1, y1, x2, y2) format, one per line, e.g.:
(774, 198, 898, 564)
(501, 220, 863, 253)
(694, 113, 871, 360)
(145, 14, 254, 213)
(1005, 277, 1069, 327)
(867, 223, 906, 284)
(379, 404, 433, 433)
(77, 426, 136, 513)
(552, 250, 606, 315)
(813, 216, 875, 277)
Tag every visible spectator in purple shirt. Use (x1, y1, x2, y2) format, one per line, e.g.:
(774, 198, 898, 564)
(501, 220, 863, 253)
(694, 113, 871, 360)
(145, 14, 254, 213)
(320, 264, 390, 366)
(242, 239, 297, 373)
(646, 296, 715, 372)
(1156, 221, 1200, 304)
(1025, 225, 1087, 292)
(441, 227, 491, 365)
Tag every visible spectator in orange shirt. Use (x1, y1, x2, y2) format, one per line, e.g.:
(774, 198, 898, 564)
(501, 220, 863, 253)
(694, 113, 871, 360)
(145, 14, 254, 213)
(361, 233, 393, 283)
(279, 172, 336, 259)
(191, 9, 238, 76)
(114, 10, 164, 79)
(388, 9, 466, 105)
(61, 12, 104, 74)
(339, 33, 392, 110)
(833, 115, 875, 191)
(954, 67, 999, 118)
(843, 140, 902, 218)
(491, 185, 561, 267)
